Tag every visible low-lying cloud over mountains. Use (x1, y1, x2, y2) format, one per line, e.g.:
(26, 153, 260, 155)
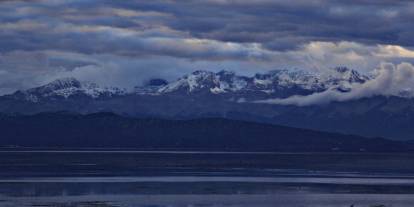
(257, 62, 414, 106)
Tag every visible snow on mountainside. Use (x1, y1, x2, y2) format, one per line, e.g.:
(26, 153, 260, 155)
(12, 77, 126, 102)
(9, 67, 370, 102)
(156, 70, 249, 94)
(150, 67, 370, 95)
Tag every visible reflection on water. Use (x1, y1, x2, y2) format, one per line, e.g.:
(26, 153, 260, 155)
(2, 194, 414, 207)
(0, 151, 413, 206)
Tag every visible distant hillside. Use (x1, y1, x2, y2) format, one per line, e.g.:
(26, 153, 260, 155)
(0, 112, 411, 152)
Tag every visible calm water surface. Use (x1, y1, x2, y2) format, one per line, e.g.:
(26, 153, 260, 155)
(0, 151, 413, 207)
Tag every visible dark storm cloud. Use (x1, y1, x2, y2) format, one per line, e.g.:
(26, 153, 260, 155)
(173, 0, 414, 50)
(1, 0, 414, 55)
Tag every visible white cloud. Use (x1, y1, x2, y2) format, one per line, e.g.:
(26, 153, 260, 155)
(256, 62, 414, 106)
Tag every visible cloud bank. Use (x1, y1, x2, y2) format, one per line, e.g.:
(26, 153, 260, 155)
(256, 62, 414, 106)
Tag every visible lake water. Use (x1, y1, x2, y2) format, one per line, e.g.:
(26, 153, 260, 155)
(0, 151, 414, 206)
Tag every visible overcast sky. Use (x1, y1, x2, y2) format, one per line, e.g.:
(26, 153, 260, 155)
(1, 0, 414, 94)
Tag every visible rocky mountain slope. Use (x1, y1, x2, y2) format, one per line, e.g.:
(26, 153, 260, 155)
(0, 67, 413, 140)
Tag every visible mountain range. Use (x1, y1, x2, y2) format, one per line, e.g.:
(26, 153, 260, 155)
(0, 67, 413, 140)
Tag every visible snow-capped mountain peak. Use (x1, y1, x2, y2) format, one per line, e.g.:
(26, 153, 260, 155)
(329, 67, 369, 83)
(255, 69, 322, 90)
(33, 77, 82, 93)
(317, 67, 369, 92)
(157, 70, 249, 94)
(11, 67, 373, 102)
(15, 77, 126, 102)
(145, 68, 371, 96)
(158, 70, 217, 93)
